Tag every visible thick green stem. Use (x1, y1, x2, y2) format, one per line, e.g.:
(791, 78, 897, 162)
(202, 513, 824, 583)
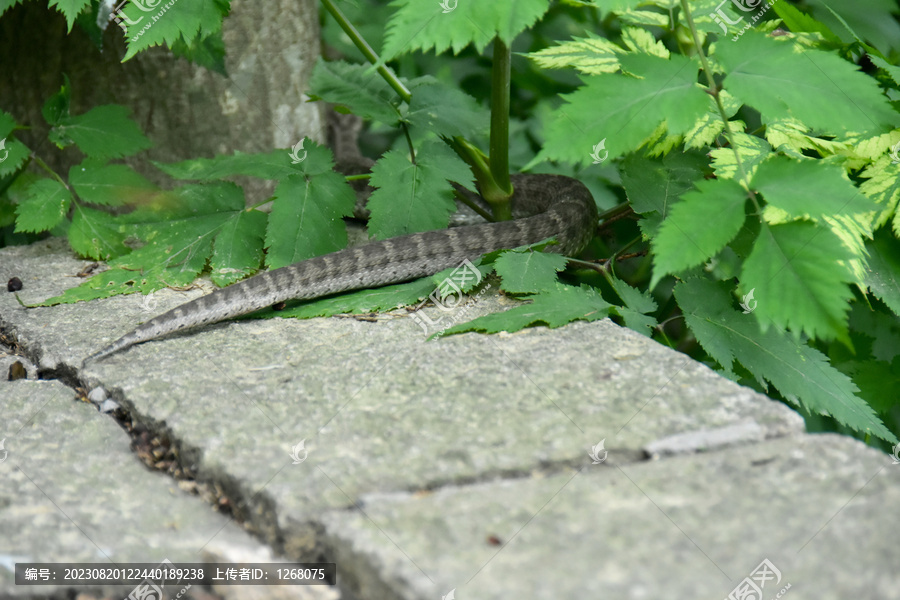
(489, 40, 512, 193)
(320, 0, 411, 104)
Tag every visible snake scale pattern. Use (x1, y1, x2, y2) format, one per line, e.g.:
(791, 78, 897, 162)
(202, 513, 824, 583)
(86, 173, 597, 361)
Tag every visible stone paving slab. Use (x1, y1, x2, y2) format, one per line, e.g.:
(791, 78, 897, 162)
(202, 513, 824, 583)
(0, 373, 337, 600)
(4, 238, 884, 600)
(320, 434, 899, 600)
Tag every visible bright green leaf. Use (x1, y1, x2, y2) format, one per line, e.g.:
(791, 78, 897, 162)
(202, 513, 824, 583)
(50, 105, 151, 159)
(308, 60, 403, 125)
(210, 209, 267, 287)
(68, 206, 130, 260)
(15, 179, 72, 233)
(69, 160, 158, 206)
(493, 250, 567, 294)
(864, 229, 900, 316)
(407, 80, 488, 138)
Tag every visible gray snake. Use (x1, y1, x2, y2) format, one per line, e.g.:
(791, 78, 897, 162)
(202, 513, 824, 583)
(86, 173, 597, 361)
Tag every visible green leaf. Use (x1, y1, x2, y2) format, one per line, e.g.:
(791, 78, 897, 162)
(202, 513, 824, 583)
(41, 75, 70, 126)
(527, 33, 624, 75)
(171, 29, 227, 76)
(621, 152, 707, 239)
(210, 209, 267, 287)
(308, 60, 403, 125)
(709, 132, 772, 181)
(14, 179, 72, 233)
(406, 80, 488, 138)
(716, 30, 899, 136)
(48, 0, 91, 31)
(753, 155, 879, 220)
(265, 170, 357, 269)
(536, 53, 708, 167)
(50, 105, 151, 159)
(869, 56, 900, 88)
(382, 0, 550, 59)
(493, 250, 567, 294)
(608, 275, 658, 336)
(37, 268, 142, 306)
(859, 154, 900, 236)
(113, 182, 246, 287)
(122, 0, 229, 61)
(770, 2, 842, 42)
(675, 277, 896, 444)
(69, 160, 158, 206)
(254, 276, 439, 320)
(154, 147, 318, 181)
(864, 229, 900, 316)
(651, 178, 748, 288)
(68, 206, 130, 260)
(741, 221, 855, 342)
(367, 140, 473, 239)
(442, 283, 612, 335)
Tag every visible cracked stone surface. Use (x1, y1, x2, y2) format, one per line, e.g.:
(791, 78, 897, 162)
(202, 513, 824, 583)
(1, 238, 896, 600)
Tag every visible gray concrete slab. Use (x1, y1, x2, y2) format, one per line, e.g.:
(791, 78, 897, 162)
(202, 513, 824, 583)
(320, 434, 899, 600)
(3, 237, 890, 600)
(0, 376, 336, 600)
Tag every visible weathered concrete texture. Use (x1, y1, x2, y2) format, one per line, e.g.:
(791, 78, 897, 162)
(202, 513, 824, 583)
(0, 374, 339, 600)
(320, 434, 899, 600)
(4, 238, 890, 600)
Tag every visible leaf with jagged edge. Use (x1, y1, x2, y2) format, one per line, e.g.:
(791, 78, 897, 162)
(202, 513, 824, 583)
(69, 160, 158, 207)
(382, 0, 550, 60)
(68, 206, 130, 261)
(608, 275, 658, 336)
(210, 209, 267, 287)
(676, 276, 896, 444)
(441, 283, 612, 336)
(308, 60, 403, 126)
(859, 154, 900, 236)
(48, 0, 91, 31)
(621, 27, 668, 58)
(651, 178, 748, 289)
(741, 221, 856, 344)
(493, 250, 567, 294)
(864, 229, 900, 316)
(753, 155, 879, 221)
(406, 79, 489, 139)
(49, 105, 151, 160)
(367, 140, 473, 240)
(527, 34, 624, 75)
(535, 53, 708, 168)
(14, 179, 72, 233)
(121, 0, 229, 61)
(716, 30, 899, 136)
(709, 132, 772, 181)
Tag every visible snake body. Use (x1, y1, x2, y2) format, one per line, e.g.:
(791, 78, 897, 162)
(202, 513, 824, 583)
(86, 174, 597, 361)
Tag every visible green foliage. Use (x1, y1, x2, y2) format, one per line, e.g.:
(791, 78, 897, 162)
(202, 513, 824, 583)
(3, 0, 900, 447)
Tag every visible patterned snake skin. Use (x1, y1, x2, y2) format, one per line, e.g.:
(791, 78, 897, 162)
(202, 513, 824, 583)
(86, 172, 597, 361)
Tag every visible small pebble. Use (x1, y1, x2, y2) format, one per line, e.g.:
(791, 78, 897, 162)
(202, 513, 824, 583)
(8, 361, 26, 381)
(7, 277, 23, 292)
(98, 399, 120, 413)
(88, 387, 108, 404)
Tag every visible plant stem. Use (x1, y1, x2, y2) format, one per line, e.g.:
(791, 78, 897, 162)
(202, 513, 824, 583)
(320, 0, 411, 104)
(489, 38, 513, 201)
(679, 0, 761, 214)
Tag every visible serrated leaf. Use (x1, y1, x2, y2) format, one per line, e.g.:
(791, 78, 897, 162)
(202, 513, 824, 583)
(717, 30, 899, 136)
(527, 34, 623, 75)
(741, 221, 855, 342)
(608, 275, 658, 336)
(14, 179, 72, 233)
(41, 75, 70, 126)
(753, 155, 878, 220)
(112, 182, 245, 287)
(265, 170, 357, 269)
(621, 27, 668, 58)
(442, 283, 612, 335)
(493, 250, 567, 294)
(254, 276, 439, 321)
(154, 146, 323, 181)
(536, 53, 708, 167)
(210, 209, 267, 286)
(51, 105, 151, 159)
(869, 56, 900, 88)
(652, 178, 748, 288)
(859, 155, 900, 236)
(675, 277, 896, 443)
(48, 0, 90, 31)
(864, 229, 900, 316)
(68, 205, 130, 260)
(37, 268, 141, 306)
(770, 2, 842, 42)
(122, 0, 228, 61)
(308, 60, 403, 125)
(709, 132, 772, 181)
(406, 80, 488, 138)
(69, 160, 158, 206)
(382, 0, 550, 59)
(367, 140, 472, 239)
